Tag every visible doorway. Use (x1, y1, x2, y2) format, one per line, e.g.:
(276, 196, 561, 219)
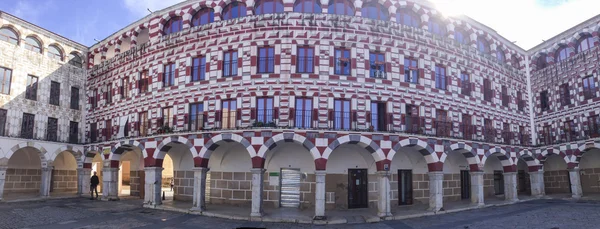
(493, 171, 504, 195)
(348, 169, 368, 208)
(518, 170, 527, 193)
(280, 168, 301, 208)
(460, 170, 471, 199)
(398, 169, 413, 205)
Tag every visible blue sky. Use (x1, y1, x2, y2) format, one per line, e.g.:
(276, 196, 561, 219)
(1, 0, 598, 49)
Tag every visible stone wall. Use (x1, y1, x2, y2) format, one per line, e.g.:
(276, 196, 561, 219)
(129, 170, 142, 197)
(324, 173, 377, 209)
(51, 169, 77, 192)
(389, 173, 429, 206)
(208, 171, 251, 206)
(483, 173, 496, 197)
(5, 168, 41, 193)
(544, 170, 570, 194)
(517, 171, 531, 194)
(173, 170, 194, 201)
(443, 173, 462, 202)
(581, 168, 600, 194)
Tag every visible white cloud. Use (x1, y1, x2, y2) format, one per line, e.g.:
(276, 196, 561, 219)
(11, 0, 55, 25)
(123, 0, 185, 18)
(430, 0, 600, 50)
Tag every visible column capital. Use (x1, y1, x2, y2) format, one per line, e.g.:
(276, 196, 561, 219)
(144, 167, 164, 172)
(503, 172, 517, 175)
(251, 168, 266, 174)
(103, 167, 119, 172)
(315, 170, 327, 176)
(42, 166, 54, 171)
(569, 167, 581, 172)
(0, 166, 7, 171)
(529, 170, 544, 175)
(470, 171, 485, 175)
(77, 167, 92, 172)
(376, 170, 391, 176)
(193, 167, 209, 172)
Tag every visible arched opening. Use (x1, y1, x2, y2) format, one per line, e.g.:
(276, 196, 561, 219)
(396, 9, 420, 28)
(483, 153, 505, 201)
(555, 46, 569, 63)
(327, 0, 354, 16)
(454, 28, 468, 44)
(163, 17, 183, 35)
(47, 44, 64, 61)
(4, 147, 42, 200)
(496, 50, 505, 64)
(255, 0, 284, 15)
(0, 27, 19, 45)
(222, 2, 247, 20)
(160, 143, 195, 202)
(294, 0, 321, 13)
(192, 8, 215, 26)
(390, 146, 428, 207)
(263, 142, 315, 209)
(137, 28, 150, 44)
(542, 154, 570, 195)
(206, 141, 252, 207)
(516, 159, 530, 195)
(442, 151, 471, 203)
(361, 2, 388, 21)
(327, 144, 377, 209)
(50, 151, 78, 196)
(536, 53, 548, 70)
(577, 35, 595, 53)
(118, 148, 144, 197)
(24, 36, 42, 53)
(68, 52, 83, 68)
(477, 37, 490, 54)
(578, 148, 600, 194)
(428, 18, 446, 36)
(511, 55, 520, 68)
(105, 44, 116, 60)
(91, 153, 103, 195)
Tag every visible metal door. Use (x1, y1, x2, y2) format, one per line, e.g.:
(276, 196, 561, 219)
(494, 171, 504, 195)
(280, 168, 301, 208)
(348, 169, 368, 208)
(460, 170, 470, 199)
(399, 169, 413, 205)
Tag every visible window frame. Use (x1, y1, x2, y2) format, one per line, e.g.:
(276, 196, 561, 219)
(68, 52, 83, 68)
(477, 38, 490, 54)
(189, 103, 205, 131)
(161, 107, 174, 128)
(396, 9, 420, 28)
(460, 72, 470, 96)
(583, 75, 597, 100)
(577, 36, 595, 53)
(24, 36, 42, 53)
(483, 79, 492, 102)
(0, 109, 6, 136)
(21, 113, 35, 139)
(221, 99, 238, 129)
(70, 87, 79, 110)
(223, 50, 239, 77)
(334, 48, 351, 75)
(163, 63, 176, 87)
(294, 0, 322, 13)
(328, 0, 354, 16)
(139, 112, 148, 137)
(428, 18, 446, 36)
(295, 97, 313, 128)
(50, 81, 60, 106)
(333, 99, 351, 130)
(434, 65, 447, 90)
(68, 121, 78, 143)
(47, 117, 58, 142)
(163, 16, 183, 35)
(121, 77, 129, 99)
(404, 58, 418, 83)
(222, 2, 248, 20)
(47, 45, 63, 61)
(192, 9, 215, 27)
(296, 46, 314, 73)
(258, 47, 275, 74)
(0, 67, 12, 95)
(255, 0, 284, 15)
(192, 56, 206, 82)
(361, 2, 388, 21)
(560, 83, 571, 106)
(501, 85, 509, 107)
(540, 90, 550, 111)
(0, 27, 19, 45)
(256, 97, 274, 123)
(370, 101, 387, 131)
(369, 52, 386, 78)
(25, 75, 38, 101)
(138, 70, 149, 93)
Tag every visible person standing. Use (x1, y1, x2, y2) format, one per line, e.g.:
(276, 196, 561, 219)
(90, 171, 100, 200)
(170, 178, 174, 191)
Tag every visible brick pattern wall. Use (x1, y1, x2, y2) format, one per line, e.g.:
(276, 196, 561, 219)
(129, 170, 142, 197)
(173, 170, 194, 201)
(208, 171, 251, 206)
(51, 170, 77, 192)
(544, 170, 571, 194)
(483, 173, 496, 197)
(581, 168, 600, 194)
(443, 173, 462, 202)
(4, 169, 41, 193)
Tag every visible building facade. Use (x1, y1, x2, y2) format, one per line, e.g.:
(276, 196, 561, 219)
(0, 0, 599, 220)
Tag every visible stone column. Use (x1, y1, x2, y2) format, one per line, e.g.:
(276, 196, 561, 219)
(102, 167, 120, 201)
(144, 167, 163, 207)
(250, 168, 265, 218)
(529, 171, 545, 197)
(191, 167, 209, 211)
(0, 166, 7, 201)
(40, 166, 53, 198)
(314, 170, 326, 220)
(470, 171, 484, 206)
(428, 172, 444, 212)
(77, 168, 92, 197)
(569, 168, 583, 199)
(503, 172, 518, 202)
(377, 171, 392, 217)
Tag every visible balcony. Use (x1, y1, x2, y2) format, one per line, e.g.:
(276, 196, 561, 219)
(501, 131, 514, 145)
(369, 61, 386, 79)
(329, 111, 353, 131)
(433, 121, 452, 138)
(404, 116, 425, 135)
(482, 127, 497, 143)
(459, 123, 476, 140)
(253, 109, 278, 127)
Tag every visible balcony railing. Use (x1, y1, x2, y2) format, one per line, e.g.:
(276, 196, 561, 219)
(434, 120, 452, 138)
(459, 123, 476, 141)
(254, 109, 277, 127)
(482, 127, 497, 143)
(292, 109, 313, 129)
(258, 57, 275, 73)
(329, 111, 352, 130)
(518, 133, 530, 146)
(297, 57, 314, 73)
(502, 131, 513, 145)
(404, 116, 425, 134)
(223, 60, 238, 77)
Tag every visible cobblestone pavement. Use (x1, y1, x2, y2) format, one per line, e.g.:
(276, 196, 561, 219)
(0, 198, 598, 229)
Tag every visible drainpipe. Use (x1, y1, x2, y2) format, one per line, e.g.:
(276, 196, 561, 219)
(525, 55, 537, 145)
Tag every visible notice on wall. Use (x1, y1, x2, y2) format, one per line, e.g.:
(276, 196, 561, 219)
(269, 172, 279, 186)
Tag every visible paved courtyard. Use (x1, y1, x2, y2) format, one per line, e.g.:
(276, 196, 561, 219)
(0, 198, 597, 229)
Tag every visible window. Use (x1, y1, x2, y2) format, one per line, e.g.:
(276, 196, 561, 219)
(121, 78, 129, 99)
(256, 97, 274, 123)
(501, 86, 509, 107)
(536, 54, 548, 70)
(295, 98, 312, 128)
(189, 103, 204, 131)
(517, 91, 524, 111)
(222, 2, 247, 20)
(542, 125, 552, 145)
(24, 36, 42, 53)
(405, 104, 420, 134)
(69, 121, 78, 143)
(0, 109, 6, 136)
(435, 109, 450, 137)
(333, 99, 351, 130)
(369, 52, 386, 78)
(0, 27, 18, 45)
(454, 29, 467, 44)
(555, 46, 568, 62)
(70, 87, 79, 109)
(163, 63, 176, 87)
(258, 47, 275, 73)
(255, 0, 284, 15)
(90, 123, 97, 143)
(328, 0, 354, 16)
(91, 89, 97, 109)
(428, 19, 446, 36)
(587, 115, 600, 137)
(370, 102, 386, 131)
(192, 57, 206, 81)
(496, 51, 505, 64)
(435, 65, 446, 90)
(483, 79, 492, 102)
(297, 47, 314, 73)
(502, 122, 511, 144)
(222, 100, 237, 129)
(105, 119, 112, 140)
(334, 48, 351, 75)
(583, 75, 597, 100)
(25, 75, 38, 101)
(477, 38, 490, 54)
(460, 72, 470, 96)
(0, 67, 12, 95)
(139, 70, 149, 93)
(577, 36, 595, 53)
(50, 81, 60, 106)
(161, 107, 174, 128)
(540, 90, 549, 111)
(560, 83, 570, 106)
(192, 9, 215, 26)
(564, 120, 576, 142)
(461, 114, 473, 140)
(361, 2, 388, 20)
(47, 118, 58, 141)
(294, 0, 321, 13)
(404, 58, 418, 83)
(139, 112, 148, 137)
(68, 52, 83, 68)
(483, 119, 494, 142)
(163, 17, 183, 35)
(223, 51, 238, 77)
(511, 56, 520, 68)
(21, 113, 35, 139)
(47, 45, 63, 61)
(106, 84, 112, 104)
(396, 10, 420, 28)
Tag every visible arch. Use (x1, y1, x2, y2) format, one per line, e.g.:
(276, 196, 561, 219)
(255, 0, 284, 15)
(68, 51, 83, 68)
(476, 37, 490, 54)
(24, 35, 42, 53)
(192, 8, 215, 27)
(510, 55, 520, 68)
(259, 132, 320, 160)
(388, 138, 437, 167)
(47, 44, 64, 61)
(428, 17, 446, 36)
(576, 141, 600, 164)
(155, 135, 197, 160)
(0, 26, 19, 45)
(496, 50, 505, 64)
(327, 0, 354, 16)
(555, 45, 569, 62)
(536, 53, 548, 70)
(293, 0, 322, 13)
(480, 147, 514, 171)
(198, 133, 256, 160)
(109, 140, 146, 161)
(4, 141, 48, 167)
(444, 143, 480, 170)
(361, 1, 388, 21)
(395, 8, 420, 28)
(163, 16, 183, 35)
(50, 146, 83, 167)
(516, 149, 540, 168)
(453, 26, 469, 44)
(576, 34, 595, 53)
(322, 134, 385, 162)
(222, 2, 247, 20)
(538, 148, 572, 168)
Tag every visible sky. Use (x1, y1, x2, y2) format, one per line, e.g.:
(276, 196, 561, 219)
(1, 0, 599, 50)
